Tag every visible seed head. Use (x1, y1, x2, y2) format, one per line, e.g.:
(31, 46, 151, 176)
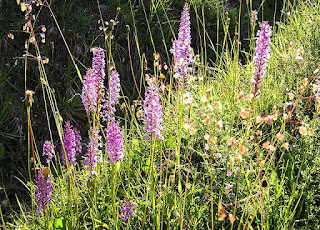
(25, 90, 34, 108)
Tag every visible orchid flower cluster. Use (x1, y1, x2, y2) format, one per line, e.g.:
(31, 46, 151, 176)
(120, 197, 134, 222)
(143, 79, 163, 140)
(252, 21, 272, 95)
(172, 3, 193, 83)
(106, 117, 124, 163)
(104, 68, 124, 163)
(35, 167, 52, 212)
(84, 126, 101, 176)
(102, 70, 121, 121)
(81, 46, 124, 167)
(81, 47, 106, 114)
(62, 121, 81, 166)
(81, 48, 106, 175)
(43, 140, 54, 164)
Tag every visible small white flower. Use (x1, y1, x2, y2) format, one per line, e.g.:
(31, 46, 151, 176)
(183, 92, 193, 105)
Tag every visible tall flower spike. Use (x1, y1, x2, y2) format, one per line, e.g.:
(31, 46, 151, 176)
(252, 21, 272, 95)
(43, 140, 54, 164)
(62, 121, 81, 166)
(81, 47, 106, 113)
(82, 68, 99, 113)
(107, 117, 124, 163)
(143, 80, 163, 140)
(35, 167, 52, 212)
(84, 126, 101, 176)
(103, 69, 121, 121)
(120, 197, 134, 222)
(74, 127, 82, 155)
(172, 3, 193, 81)
(91, 47, 106, 85)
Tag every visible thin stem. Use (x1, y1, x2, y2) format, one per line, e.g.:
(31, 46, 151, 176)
(112, 164, 118, 230)
(44, 0, 83, 82)
(127, 27, 143, 100)
(27, 107, 37, 180)
(141, 137, 156, 229)
(180, 143, 194, 230)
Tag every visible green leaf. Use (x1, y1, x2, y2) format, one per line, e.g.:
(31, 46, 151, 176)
(0, 143, 4, 159)
(142, 158, 150, 171)
(165, 136, 176, 149)
(132, 139, 140, 148)
(50, 217, 65, 229)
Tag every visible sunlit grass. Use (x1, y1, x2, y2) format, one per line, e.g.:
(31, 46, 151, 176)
(1, 0, 320, 229)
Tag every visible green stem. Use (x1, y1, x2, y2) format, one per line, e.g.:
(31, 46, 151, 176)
(180, 139, 194, 230)
(202, 0, 207, 83)
(141, 137, 156, 229)
(211, 176, 214, 230)
(176, 90, 184, 195)
(112, 164, 118, 229)
(27, 107, 37, 179)
(27, 107, 32, 182)
(150, 139, 156, 225)
(244, 97, 256, 138)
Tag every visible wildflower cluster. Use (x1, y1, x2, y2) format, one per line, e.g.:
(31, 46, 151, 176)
(62, 121, 81, 166)
(81, 47, 106, 113)
(252, 21, 272, 95)
(120, 198, 134, 222)
(17, 0, 319, 228)
(172, 3, 193, 82)
(106, 117, 124, 163)
(97, 66, 125, 163)
(35, 167, 52, 212)
(43, 140, 54, 164)
(143, 80, 163, 140)
(251, 10, 258, 27)
(84, 126, 101, 176)
(74, 127, 82, 154)
(103, 69, 121, 121)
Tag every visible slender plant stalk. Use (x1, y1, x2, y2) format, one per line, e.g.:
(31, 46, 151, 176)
(180, 141, 194, 230)
(141, 137, 156, 229)
(111, 164, 118, 229)
(201, 0, 207, 82)
(26, 106, 37, 180)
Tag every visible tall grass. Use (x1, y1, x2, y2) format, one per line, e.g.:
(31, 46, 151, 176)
(1, 0, 320, 229)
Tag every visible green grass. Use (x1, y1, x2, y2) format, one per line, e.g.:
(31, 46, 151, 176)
(1, 0, 320, 229)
